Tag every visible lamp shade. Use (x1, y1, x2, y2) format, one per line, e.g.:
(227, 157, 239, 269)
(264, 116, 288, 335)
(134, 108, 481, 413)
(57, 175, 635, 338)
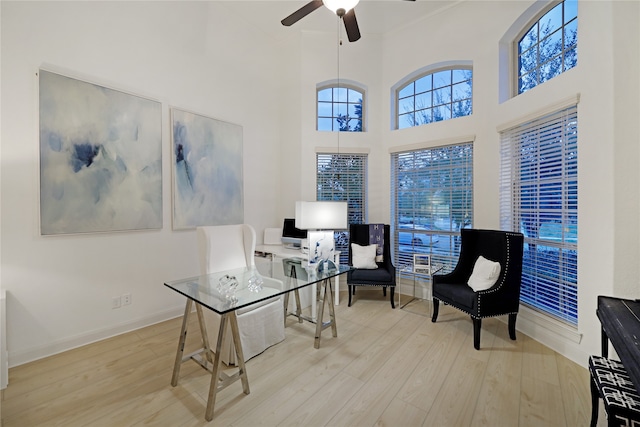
(323, 0, 360, 14)
(295, 201, 348, 230)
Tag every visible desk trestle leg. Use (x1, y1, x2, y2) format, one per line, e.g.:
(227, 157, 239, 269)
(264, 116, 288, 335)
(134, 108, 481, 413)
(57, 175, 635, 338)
(170, 300, 250, 422)
(171, 299, 193, 387)
(283, 289, 304, 326)
(315, 278, 338, 349)
(283, 263, 304, 326)
(203, 311, 250, 421)
(195, 304, 213, 364)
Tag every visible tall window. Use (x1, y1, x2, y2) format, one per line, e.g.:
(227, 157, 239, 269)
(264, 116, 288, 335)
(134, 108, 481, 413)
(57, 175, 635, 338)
(517, 0, 578, 94)
(317, 153, 367, 262)
(317, 85, 364, 132)
(500, 104, 578, 326)
(391, 143, 473, 270)
(396, 68, 472, 130)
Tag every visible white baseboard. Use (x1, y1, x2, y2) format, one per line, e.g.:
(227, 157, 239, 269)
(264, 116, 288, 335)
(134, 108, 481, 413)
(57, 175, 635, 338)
(9, 305, 185, 368)
(515, 306, 587, 367)
(1, 290, 7, 389)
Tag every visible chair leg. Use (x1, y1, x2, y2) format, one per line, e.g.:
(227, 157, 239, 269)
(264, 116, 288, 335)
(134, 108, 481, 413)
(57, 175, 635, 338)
(383, 286, 387, 297)
(432, 299, 439, 322)
(590, 373, 599, 427)
(602, 329, 609, 358)
(508, 313, 517, 341)
(389, 287, 395, 309)
(473, 317, 482, 350)
(348, 285, 353, 307)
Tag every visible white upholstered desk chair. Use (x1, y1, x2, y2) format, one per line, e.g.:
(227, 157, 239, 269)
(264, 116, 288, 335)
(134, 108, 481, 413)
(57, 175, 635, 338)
(197, 224, 285, 365)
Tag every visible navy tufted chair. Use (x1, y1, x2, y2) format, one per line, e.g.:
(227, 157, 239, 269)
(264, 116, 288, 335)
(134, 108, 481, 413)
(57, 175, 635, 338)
(432, 229, 524, 350)
(347, 224, 396, 308)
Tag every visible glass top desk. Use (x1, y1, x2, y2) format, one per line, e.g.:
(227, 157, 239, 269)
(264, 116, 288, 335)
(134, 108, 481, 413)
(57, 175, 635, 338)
(164, 257, 351, 421)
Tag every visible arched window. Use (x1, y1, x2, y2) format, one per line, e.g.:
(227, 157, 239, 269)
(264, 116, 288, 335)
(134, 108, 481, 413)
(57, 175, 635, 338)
(517, 0, 577, 94)
(395, 67, 472, 130)
(317, 83, 364, 132)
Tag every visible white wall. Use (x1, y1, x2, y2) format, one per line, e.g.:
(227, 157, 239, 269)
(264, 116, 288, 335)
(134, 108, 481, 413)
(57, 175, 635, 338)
(612, 0, 640, 298)
(1, 1, 284, 365)
(2, 0, 639, 368)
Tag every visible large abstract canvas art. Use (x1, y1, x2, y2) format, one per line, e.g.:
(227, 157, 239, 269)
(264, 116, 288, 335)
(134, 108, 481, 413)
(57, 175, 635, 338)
(171, 108, 243, 229)
(39, 70, 162, 235)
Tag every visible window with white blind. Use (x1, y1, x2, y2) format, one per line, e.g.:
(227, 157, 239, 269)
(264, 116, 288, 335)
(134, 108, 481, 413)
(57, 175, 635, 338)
(391, 143, 473, 271)
(317, 153, 367, 263)
(499, 104, 578, 326)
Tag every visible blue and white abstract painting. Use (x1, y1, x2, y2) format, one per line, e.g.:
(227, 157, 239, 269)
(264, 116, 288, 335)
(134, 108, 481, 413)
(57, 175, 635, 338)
(39, 70, 162, 235)
(171, 108, 243, 229)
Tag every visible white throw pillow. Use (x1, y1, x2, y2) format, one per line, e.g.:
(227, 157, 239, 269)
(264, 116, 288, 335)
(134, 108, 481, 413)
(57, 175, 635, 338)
(351, 243, 378, 269)
(467, 255, 501, 292)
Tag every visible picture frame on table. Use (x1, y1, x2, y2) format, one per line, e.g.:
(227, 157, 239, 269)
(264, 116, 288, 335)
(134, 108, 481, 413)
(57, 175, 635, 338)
(413, 254, 431, 274)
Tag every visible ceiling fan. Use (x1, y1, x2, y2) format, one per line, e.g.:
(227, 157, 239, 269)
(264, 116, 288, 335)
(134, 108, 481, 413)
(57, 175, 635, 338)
(281, 0, 416, 43)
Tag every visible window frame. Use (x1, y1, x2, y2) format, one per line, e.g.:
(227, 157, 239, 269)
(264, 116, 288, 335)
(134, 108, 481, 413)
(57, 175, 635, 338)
(513, 0, 578, 95)
(499, 103, 578, 326)
(316, 82, 366, 132)
(316, 152, 368, 263)
(390, 142, 474, 272)
(394, 65, 473, 130)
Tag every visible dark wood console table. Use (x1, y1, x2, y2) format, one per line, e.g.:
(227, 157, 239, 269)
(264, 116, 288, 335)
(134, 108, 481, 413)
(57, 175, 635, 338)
(597, 295, 640, 394)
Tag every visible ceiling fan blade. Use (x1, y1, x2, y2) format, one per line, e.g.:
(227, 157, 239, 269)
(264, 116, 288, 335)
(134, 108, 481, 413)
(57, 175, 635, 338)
(343, 9, 361, 42)
(281, 0, 324, 26)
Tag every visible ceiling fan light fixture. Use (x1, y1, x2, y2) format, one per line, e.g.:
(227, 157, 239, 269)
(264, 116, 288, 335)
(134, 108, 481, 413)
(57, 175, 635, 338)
(323, 0, 360, 16)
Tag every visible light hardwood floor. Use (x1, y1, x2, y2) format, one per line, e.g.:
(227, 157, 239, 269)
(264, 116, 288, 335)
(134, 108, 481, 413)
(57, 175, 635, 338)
(1, 290, 597, 426)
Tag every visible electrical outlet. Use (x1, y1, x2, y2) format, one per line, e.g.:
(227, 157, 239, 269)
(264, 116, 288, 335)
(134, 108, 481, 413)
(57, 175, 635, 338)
(112, 296, 121, 309)
(122, 293, 131, 306)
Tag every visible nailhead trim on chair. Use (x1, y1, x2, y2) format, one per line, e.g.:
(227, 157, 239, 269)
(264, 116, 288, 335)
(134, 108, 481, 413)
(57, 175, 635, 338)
(351, 283, 394, 287)
(433, 232, 520, 320)
(589, 355, 640, 426)
(475, 232, 516, 314)
(431, 300, 517, 320)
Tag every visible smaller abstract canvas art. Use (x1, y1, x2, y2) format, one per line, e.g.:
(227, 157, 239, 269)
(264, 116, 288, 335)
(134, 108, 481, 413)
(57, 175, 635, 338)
(171, 108, 243, 229)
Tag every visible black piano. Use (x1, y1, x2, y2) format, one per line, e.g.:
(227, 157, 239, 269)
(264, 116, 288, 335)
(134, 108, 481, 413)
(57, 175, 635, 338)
(597, 295, 640, 395)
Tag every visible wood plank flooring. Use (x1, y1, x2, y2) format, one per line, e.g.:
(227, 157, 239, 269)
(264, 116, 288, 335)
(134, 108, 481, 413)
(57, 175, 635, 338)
(1, 290, 598, 426)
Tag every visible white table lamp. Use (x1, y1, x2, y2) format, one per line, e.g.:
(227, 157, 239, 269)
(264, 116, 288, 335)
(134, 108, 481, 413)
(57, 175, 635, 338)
(295, 201, 348, 270)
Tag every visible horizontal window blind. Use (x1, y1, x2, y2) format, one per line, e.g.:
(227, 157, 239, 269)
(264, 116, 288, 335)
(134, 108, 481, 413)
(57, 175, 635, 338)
(500, 104, 578, 326)
(391, 143, 473, 272)
(317, 153, 367, 264)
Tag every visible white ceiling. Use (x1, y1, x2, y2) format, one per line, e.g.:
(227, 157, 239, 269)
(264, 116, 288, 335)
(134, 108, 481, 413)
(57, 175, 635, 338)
(218, 0, 461, 43)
